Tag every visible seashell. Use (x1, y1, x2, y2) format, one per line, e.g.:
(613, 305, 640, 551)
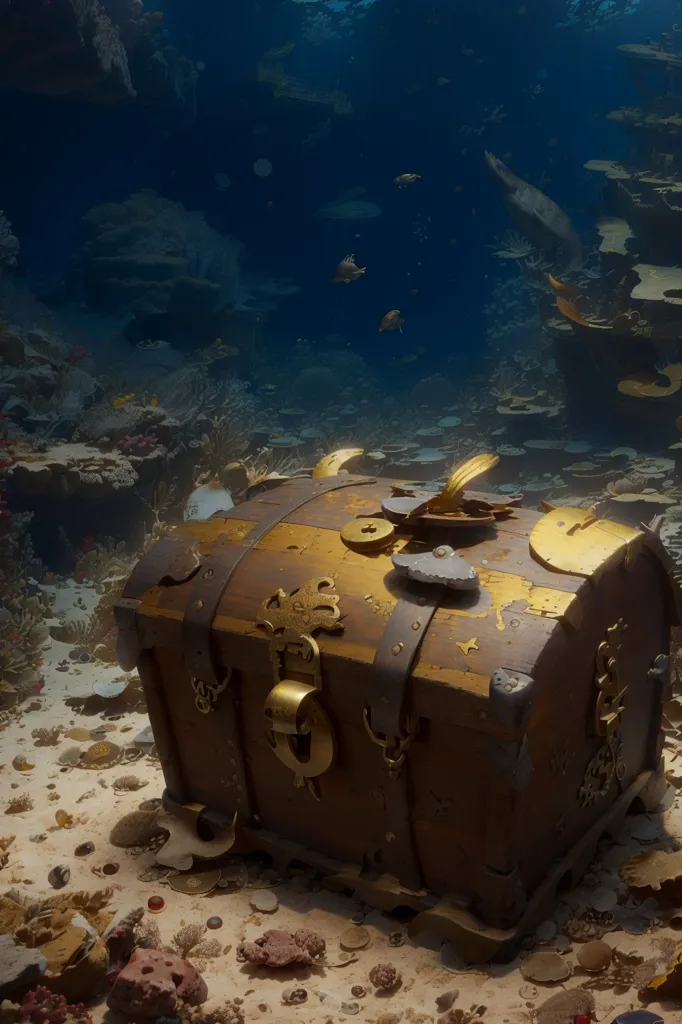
(12, 756, 34, 772)
(250, 889, 278, 913)
(55, 809, 74, 829)
(520, 951, 571, 983)
(80, 740, 121, 768)
(619, 848, 682, 898)
(340, 926, 370, 951)
(168, 867, 221, 895)
(577, 939, 613, 972)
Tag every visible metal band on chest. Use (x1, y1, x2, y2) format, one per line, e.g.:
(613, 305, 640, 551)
(365, 581, 446, 892)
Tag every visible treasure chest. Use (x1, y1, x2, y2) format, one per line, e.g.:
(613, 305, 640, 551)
(115, 454, 677, 962)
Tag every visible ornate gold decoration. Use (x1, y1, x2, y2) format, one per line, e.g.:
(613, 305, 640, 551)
(432, 453, 500, 513)
(579, 735, 626, 808)
(579, 620, 629, 808)
(595, 620, 628, 737)
(529, 507, 643, 578)
(192, 669, 232, 715)
(256, 577, 343, 797)
(312, 448, 364, 479)
(341, 517, 395, 552)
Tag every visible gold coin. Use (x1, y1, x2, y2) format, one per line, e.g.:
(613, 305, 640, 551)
(340, 517, 395, 552)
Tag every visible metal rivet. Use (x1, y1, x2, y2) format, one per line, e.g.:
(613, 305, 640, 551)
(202, 569, 214, 579)
(411, 620, 421, 630)
(193, 599, 203, 611)
(391, 642, 404, 656)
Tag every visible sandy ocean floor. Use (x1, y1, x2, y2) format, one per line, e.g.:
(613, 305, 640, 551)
(2, 581, 682, 1024)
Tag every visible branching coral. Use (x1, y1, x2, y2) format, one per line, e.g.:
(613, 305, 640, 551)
(3, 986, 92, 1024)
(74, 538, 131, 584)
(489, 230, 536, 261)
(0, 510, 50, 685)
(193, 384, 257, 479)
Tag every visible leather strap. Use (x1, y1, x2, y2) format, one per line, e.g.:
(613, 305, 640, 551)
(368, 580, 446, 891)
(370, 581, 445, 737)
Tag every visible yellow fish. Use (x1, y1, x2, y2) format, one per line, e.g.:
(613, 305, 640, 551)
(113, 393, 135, 407)
(150, 396, 159, 407)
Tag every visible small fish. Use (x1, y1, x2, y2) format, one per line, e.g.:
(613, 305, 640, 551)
(390, 353, 418, 367)
(150, 396, 159, 407)
(437, 77, 451, 86)
(113, 393, 135, 407)
(332, 254, 366, 284)
(379, 310, 404, 334)
(394, 174, 422, 187)
(454, 184, 466, 193)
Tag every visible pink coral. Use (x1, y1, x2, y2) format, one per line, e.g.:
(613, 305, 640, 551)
(17, 987, 92, 1024)
(106, 947, 207, 1018)
(238, 929, 325, 968)
(115, 432, 159, 455)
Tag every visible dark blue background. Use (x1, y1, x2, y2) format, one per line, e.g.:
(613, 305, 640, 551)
(1, 0, 680, 370)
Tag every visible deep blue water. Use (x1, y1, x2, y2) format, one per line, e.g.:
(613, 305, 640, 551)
(1, 0, 680, 374)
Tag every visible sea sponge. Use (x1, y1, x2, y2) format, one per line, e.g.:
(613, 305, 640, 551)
(238, 929, 325, 968)
(369, 962, 401, 991)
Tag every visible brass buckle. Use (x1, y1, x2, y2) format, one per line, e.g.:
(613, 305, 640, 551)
(191, 668, 231, 715)
(363, 707, 419, 778)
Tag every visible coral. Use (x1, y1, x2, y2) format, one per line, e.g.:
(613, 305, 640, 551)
(134, 917, 162, 950)
(106, 907, 144, 972)
(9, 442, 137, 498)
(81, 191, 244, 317)
(9, 987, 91, 1024)
(115, 432, 159, 455)
(112, 774, 147, 792)
(31, 727, 63, 747)
(52, 567, 133, 664)
(170, 924, 206, 960)
(369, 962, 401, 991)
(107, 948, 208, 1018)
(0, 211, 19, 272)
(5, 795, 34, 814)
(109, 809, 165, 848)
(194, 392, 257, 478)
(534, 989, 595, 1024)
(73, 539, 131, 584)
(0, 513, 50, 687)
(238, 929, 325, 968)
(489, 230, 537, 261)
(0, 0, 133, 102)
(74, 400, 172, 446)
(181, 1000, 244, 1024)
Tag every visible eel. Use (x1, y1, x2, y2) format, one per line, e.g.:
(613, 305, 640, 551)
(485, 151, 582, 266)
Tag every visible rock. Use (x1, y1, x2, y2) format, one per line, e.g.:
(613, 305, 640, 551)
(435, 989, 459, 1011)
(107, 948, 207, 1017)
(249, 890, 278, 914)
(0, 936, 46, 997)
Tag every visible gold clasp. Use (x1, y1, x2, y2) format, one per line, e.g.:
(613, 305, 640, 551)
(363, 707, 419, 778)
(256, 578, 344, 797)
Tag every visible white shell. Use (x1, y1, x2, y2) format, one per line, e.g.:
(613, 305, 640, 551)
(184, 483, 233, 521)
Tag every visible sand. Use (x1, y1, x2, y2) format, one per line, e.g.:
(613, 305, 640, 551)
(0, 580, 680, 1023)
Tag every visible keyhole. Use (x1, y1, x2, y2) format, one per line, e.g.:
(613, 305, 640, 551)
(362, 524, 378, 536)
